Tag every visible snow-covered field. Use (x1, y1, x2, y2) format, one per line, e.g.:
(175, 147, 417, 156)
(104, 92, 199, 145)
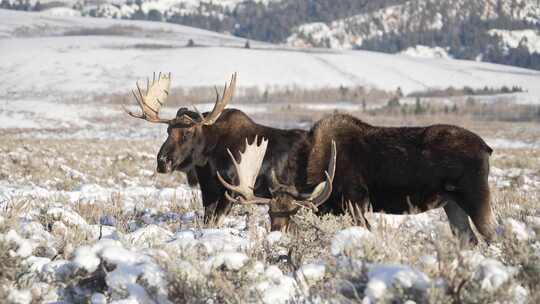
(1, 135, 540, 303)
(1, 9, 540, 304)
(2, 9, 540, 103)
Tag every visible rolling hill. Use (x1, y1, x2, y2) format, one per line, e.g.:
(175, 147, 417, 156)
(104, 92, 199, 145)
(2, 9, 540, 105)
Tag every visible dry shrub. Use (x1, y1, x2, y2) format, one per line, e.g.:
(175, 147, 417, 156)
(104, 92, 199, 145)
(0, 234, 25, 301)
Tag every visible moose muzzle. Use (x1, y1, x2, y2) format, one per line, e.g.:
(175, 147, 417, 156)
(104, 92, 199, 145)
(157, 155, 173, 173)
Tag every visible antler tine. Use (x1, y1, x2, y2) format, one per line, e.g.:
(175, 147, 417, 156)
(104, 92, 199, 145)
(297, 140, 337, 212)
(124, 72, 172, 124)
(136, 81, 144, 102)
(215, 147, 245, 197)
(311, 140, 337, 208)
(202, 72, 237, 125)
(191, 104, 205, 122)
(123, 84, 146, 119)
(131, 88, 142, 107)
(216, 136, 271, 205)
(214, 86, 220, 103)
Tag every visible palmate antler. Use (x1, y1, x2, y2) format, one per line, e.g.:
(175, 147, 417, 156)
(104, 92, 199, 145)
(124, 72, 237, 126)
(218, 137, 337, 212)
(217, 135, 271, 204)
(125, 72, 172, 124)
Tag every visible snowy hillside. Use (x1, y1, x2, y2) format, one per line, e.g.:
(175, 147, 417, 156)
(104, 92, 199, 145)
(1, 0, 279, 19)
(287, 0, 540, 50)
(2, 9, 540, 104)
(489, 29, 540, 54)
(0, 7, 255, 44)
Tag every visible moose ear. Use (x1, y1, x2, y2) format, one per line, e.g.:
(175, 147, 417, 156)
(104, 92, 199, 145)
(176, 107, 189, 117)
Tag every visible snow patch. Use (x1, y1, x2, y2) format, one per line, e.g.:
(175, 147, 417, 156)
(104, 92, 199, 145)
(331, 226, 373, 256)
(364, 264, 430, 302)
(400, 45, 450, 59)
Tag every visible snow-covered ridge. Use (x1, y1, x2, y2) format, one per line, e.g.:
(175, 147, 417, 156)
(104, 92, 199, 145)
(3, 0, 281, 20)
(400, 45, 451, 59)
(287, 0, 540, 50)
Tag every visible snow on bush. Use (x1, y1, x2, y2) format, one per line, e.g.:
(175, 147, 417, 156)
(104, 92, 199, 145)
(296, 262, 326, 284)
(4, 230, 37, 258)
(330, 226, 372, 256)
(461, 250, 517, 291)
(204, 251, 249, 273)
(124, 224, 173, 248)
(254, 265, 298, 304)
(502, 218, 536, 241)
(71, 239, 169, 303)
(363, 264, 431, 302)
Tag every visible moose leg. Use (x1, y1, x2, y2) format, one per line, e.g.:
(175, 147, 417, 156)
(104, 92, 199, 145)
(196, 164, 232, 224)
(443, 199, 478, 245)
(460, 185, 496, 243)
(456, 157, 497, 243)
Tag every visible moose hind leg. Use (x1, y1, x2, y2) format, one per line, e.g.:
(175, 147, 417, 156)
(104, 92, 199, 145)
(443, 200, 478, 245)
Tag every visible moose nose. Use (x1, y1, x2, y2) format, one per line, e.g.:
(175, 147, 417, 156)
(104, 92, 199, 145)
(157, 156, 172, 173)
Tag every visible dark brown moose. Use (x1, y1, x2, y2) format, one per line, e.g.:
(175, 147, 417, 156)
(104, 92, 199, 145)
(272, 113, 496, 244)
(217, 136, 337, 232)
(124, 72, 306, 222)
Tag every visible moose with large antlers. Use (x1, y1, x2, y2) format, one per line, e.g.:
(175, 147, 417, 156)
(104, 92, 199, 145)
(223, 115, 495, 243)
(126, 72, 496, 244)
(217, 136, 337, 232)
(245, 113, 496, 243)
(125, 72, 306, 223)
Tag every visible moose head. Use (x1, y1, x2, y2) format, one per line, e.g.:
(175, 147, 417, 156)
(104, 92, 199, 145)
(125, 72, 237, 174)
(217, 136, 337, 232)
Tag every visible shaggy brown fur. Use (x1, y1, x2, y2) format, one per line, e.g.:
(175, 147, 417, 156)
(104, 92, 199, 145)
(156, 108, 306, 222)
(284, 113, 495, 243)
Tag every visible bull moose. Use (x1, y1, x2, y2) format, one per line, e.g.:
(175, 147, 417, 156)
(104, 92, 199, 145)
(124, 72, 306, 222)
(217, 136, 337, 232)
(221, 114, 495, 244)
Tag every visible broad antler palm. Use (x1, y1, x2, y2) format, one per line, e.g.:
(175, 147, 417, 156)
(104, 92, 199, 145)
(125, 72, 237, 125)
(216, 135, 271, 204)
(125, 72, 172, 123)
(219, 137, 337, 212)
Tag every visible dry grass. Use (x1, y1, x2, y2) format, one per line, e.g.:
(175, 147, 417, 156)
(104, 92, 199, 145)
(1, 107, 540, 303)
(0, 137, 185, 190)
(100, 84, 393, 107)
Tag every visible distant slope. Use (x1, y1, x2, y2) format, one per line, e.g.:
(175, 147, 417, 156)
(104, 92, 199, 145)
(3, 1, 540, 70)
(0, 8, 258, 46)
(287, 0, 540, 70)
(1, 9, 540, 104)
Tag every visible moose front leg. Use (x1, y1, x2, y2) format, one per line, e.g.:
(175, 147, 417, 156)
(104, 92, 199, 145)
(443, 199, 478, 246)
(195, 164, 232, 224)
